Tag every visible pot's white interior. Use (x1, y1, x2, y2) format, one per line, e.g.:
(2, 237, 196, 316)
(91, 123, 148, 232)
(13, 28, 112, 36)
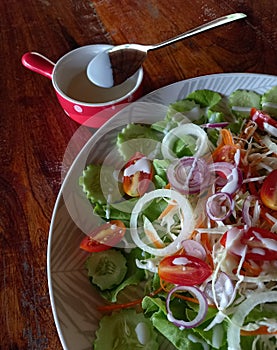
(52, 45, 142, 104)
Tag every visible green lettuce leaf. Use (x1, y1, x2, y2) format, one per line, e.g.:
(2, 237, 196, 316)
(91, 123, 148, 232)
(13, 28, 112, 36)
(79, 164, 123, 205)
(116, 123, 162, 160)
(228, 89, 261, 118)
(261, 85, 277, 117)
(185, 89, 222, 108)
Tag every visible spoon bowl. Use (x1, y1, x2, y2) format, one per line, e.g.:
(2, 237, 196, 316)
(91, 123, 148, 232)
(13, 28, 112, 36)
(87, 12, 247, 88)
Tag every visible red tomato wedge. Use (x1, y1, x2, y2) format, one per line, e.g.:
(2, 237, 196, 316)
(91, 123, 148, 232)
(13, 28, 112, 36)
(122, 152, 154, 197)
(80, 220, 126, 253)
(212, 144, 238, 163)
(221, 227, 277, 261)
(250, 108, 277, 131)
(158, 254, 212, 286)
(260, 169, 277, 210)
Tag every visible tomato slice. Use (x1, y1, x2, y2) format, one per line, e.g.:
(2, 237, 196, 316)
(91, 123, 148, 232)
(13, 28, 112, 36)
(260, 169, 277, 210)
(250, 108, 277, 131)
(212, 144, 238, 163)
(221, 226, 277, 261)
(80, 220, 126, 253)
(122, 152, 154, 197)
(158, 254, 212, 286)
(242, 227, 277, 261)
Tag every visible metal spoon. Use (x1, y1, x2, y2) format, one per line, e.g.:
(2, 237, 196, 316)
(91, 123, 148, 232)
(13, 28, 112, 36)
(87, 12, 247, 88)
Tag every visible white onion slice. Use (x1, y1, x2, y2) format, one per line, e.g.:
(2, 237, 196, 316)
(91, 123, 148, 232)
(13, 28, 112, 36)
(242, 195, 260, 227)
(130, 189, 195, 256)
(161, 123, 210, 160)
(227, 291, 277, 349)
(166, 285, 208, 329)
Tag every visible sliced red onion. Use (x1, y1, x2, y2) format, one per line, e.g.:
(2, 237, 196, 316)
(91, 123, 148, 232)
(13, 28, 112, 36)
(167, 157, 211, 195)
(206, 192, 235, 221)
(181, 239, 207, 260)
(166, 285, 208, 329)
(242, 195, 261, 227)
(200, 122, 229, 128)
(209, 162, 242, 194)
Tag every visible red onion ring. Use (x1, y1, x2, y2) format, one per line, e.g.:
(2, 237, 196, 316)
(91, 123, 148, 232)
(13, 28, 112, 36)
(201, 122, 229, 128)
(206, 192, 234, 221)
(209, 162, 242, 194)
(167, 157, 211, 195)
(166, 285, 208, 329)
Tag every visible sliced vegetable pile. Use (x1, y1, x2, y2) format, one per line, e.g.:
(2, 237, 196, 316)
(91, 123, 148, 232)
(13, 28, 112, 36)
(79, 86, 277, 350)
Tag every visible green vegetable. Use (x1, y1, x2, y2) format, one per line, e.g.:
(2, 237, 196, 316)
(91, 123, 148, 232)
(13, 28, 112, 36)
(261, 85, 277, 117)
(142, 297, 204, 350)
(116, 123, 161, 161)
(228, 89, 261, 118)
(152, 90, 225, 135)
(172, 134, 197, 157)
(79, 164, 123, 205)
(100, 248, 147, 302)
(185, 89, 222, 108)
(86, 249, 127, 291)
(152, 159, 170, 188)
(94, 198, 138, 225)
(93, 309, 159, 350)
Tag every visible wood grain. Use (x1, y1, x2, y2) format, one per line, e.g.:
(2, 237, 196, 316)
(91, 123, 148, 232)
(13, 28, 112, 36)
(93, 0, 277, 93)
(0, 1, 109, 349)
(0, 0, 276, 349)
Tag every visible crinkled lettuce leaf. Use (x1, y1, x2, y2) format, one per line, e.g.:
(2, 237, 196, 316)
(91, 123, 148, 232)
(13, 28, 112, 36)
(261, 85, 277, 117)
(116, 123, 162, 161)
(79, 164, 124, 205)
(185, 89, 222, 108)
(228, 89, 261, 118)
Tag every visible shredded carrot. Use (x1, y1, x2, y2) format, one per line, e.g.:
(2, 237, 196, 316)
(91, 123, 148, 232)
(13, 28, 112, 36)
(97, 299, 142, 312)
(241, 325, 277, 336)
(160, 278, 217, 308)
(201, 232, 212, 252)
(158, 203, 176, 220)
(160, 278, 173, 293)
(175, 293, 217, 309)
(241, 260, 262, 277)
(97, 287, 163, 312)
(144, 227, 165, 248)
(200, 233, 214, 269)
(219, 128, 235, 147)
(212, 129, 239, 162)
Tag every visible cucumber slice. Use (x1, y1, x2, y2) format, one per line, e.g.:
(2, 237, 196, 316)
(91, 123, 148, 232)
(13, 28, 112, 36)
(86, 249, 127, 291)
(94, 309, 159, 350)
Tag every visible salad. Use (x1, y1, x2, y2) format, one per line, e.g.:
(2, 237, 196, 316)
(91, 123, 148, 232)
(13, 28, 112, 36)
(79, 86, 277, 350)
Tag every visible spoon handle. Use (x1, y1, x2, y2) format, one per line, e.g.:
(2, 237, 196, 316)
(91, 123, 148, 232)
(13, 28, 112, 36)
(151, 13, 247, 51)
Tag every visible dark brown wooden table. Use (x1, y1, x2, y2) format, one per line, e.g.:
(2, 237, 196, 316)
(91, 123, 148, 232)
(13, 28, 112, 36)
(1, 0, 276, 349)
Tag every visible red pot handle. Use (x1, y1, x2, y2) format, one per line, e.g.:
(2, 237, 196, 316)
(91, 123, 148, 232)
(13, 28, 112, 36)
(21, 52, 55, 80)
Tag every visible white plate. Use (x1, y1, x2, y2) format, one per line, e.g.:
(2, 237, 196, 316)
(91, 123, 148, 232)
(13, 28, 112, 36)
(47, 73, 277, 350)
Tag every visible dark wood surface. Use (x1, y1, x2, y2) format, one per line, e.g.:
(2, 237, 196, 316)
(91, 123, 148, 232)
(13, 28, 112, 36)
(1, 0, 276, 349)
